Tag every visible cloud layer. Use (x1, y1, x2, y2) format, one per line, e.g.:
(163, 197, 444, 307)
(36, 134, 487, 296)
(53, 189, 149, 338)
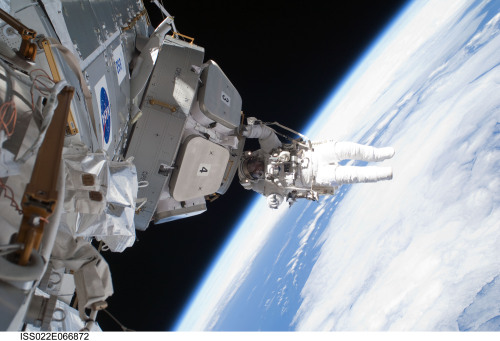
(293, 0, 500, 331)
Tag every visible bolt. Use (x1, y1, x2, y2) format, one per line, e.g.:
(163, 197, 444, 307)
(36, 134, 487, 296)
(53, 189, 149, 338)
(29, 215, 41, 226)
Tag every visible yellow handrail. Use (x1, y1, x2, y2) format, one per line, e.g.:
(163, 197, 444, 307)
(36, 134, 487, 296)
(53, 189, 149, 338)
(173, 32, 194, 44)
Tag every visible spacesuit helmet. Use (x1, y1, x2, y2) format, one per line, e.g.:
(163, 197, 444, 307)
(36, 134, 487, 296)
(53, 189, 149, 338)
(242, 156, 265, 180)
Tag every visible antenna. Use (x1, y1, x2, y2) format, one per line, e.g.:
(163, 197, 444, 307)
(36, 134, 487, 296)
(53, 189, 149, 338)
(151, 0, 178, 35)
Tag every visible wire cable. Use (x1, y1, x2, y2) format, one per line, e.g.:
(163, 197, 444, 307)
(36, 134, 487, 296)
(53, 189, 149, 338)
(102, 308, 135, 331)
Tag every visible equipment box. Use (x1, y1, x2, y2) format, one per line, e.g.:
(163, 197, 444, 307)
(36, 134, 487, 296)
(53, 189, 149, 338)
(170, 135, 230, 202)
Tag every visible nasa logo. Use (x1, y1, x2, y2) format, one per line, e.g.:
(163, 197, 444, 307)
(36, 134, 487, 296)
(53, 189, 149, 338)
(100, 87, 111, 144)
(95, 75, 112, 150)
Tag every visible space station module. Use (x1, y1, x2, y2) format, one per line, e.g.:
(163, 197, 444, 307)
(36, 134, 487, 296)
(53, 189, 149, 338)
(0, 0, 248, 331)
(238, 120, 394, 208)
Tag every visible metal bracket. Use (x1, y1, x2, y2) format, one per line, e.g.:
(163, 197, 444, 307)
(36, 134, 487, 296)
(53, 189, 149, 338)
(0, 8, 37, 62)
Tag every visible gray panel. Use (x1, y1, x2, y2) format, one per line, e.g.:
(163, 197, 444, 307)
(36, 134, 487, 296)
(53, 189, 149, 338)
(109, 0, 149, 35)
(125, 39, 205, 230)
(129, 0, 144, 24)
(106, 38, 131, 157)
(169, 136, 230, 202)
(61, 0, 102, 60)
(89, 0, 119, 38)
(147, 37, 205, 116)
(84, 34, 129, 158)
(85, 53, 108, 149)
(109, 0, 133, 26)
(154, 203, 207, 224)
(199, 62, 242, 129)
(126, 103, 186, 230)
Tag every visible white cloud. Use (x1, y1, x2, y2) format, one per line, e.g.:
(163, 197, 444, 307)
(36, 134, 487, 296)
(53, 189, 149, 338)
(293, 0, 500, 331)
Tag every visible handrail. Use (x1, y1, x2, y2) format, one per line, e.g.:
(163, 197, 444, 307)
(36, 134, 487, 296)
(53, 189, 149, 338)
(16, 87, 74, 265)
(172, 32, 195, 44)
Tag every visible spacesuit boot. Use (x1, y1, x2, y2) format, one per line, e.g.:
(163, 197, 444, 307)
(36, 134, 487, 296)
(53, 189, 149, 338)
(333, 142, 395, 162)
(333, 166, 393, 184)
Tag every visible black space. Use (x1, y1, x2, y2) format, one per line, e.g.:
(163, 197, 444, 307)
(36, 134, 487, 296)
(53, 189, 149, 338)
(97, 0, 408, 331)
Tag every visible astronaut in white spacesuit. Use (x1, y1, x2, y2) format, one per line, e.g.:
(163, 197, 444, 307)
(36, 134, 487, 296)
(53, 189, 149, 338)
(237, 119, 395, 209)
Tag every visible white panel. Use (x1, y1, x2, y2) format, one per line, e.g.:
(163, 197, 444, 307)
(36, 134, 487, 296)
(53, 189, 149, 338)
(171, 136, 230, 201)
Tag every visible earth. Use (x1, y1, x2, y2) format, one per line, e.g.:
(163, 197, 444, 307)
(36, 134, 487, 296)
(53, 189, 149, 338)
(175, 0, 500, 331)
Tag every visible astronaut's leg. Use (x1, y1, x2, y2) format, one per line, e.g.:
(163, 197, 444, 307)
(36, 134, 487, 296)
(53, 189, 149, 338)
(331, 142, 394, 162)
(333, 166, 393, 184)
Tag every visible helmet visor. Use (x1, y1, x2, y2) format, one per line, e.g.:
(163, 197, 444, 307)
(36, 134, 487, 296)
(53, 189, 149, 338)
(246, 158, 265, 179)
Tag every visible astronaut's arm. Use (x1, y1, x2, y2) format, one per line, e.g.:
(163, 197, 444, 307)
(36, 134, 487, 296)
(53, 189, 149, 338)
(241, 120, 282, 153)
(249, 179, 285, 209)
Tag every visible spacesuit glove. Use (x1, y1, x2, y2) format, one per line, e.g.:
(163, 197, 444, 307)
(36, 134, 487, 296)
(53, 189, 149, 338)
(267, 193, 284, 209)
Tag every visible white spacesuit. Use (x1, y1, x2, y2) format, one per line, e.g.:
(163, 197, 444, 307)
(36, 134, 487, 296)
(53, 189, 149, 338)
(238, 120, 395, 208)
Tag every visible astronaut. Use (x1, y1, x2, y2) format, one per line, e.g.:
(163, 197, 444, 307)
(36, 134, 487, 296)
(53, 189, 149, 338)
(237, 119, 395, 209)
